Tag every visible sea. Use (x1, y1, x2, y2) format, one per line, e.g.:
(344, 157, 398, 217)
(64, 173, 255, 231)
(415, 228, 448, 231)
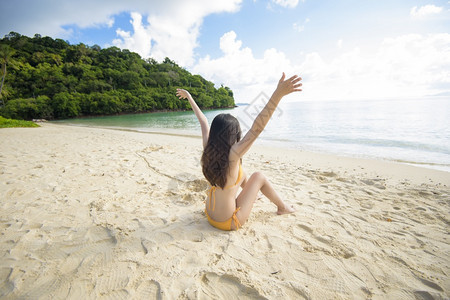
(54, 98, 450, 172)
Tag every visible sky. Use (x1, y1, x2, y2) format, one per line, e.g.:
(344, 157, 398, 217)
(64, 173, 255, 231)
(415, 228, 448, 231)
(1, 0, 450, 103)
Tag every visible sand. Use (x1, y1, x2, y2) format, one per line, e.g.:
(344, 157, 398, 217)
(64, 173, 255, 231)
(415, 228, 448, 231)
(0, 123, 449, 299)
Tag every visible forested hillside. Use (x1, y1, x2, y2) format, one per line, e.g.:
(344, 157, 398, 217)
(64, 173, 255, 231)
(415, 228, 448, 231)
(0, 32, 235, 120)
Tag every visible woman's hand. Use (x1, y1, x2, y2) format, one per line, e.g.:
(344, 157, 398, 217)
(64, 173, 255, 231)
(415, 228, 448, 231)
(274, 73, 302, 98)
(176, 89, 191, 100)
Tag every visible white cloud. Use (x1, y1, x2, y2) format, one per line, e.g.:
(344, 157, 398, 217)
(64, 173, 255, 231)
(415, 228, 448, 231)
(299, 33, 450, 100)
(410, 4, 443, 18)
(111, 0, 242, 66)
(194, 32, 450, 102)
(0, 0, 242, 66)
(0, 0, 136, 38)
(219, 31, 243, 55)
(272, 0, 300, 9)
(113, 12, 153, 59)
(193, 31, 294, 102)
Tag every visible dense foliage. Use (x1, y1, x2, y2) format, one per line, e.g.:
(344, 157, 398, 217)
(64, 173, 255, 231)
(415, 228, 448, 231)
(0, 32, 235, 120)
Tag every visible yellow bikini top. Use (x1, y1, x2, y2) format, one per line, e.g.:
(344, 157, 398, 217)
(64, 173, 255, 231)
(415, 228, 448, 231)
(208, 163, 243, 211)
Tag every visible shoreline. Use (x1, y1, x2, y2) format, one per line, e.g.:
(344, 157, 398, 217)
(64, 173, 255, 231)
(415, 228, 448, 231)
(51, 121, 450, 176)
(1, 123, 449, 298)
(49, 105, 238, 121)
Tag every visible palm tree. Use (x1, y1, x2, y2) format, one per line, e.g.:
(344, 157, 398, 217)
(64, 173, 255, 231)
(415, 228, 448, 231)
(0, 44, 16, 106)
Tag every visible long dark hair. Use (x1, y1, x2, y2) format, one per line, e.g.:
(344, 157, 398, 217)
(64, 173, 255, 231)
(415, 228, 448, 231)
(201, 114, 242, 188)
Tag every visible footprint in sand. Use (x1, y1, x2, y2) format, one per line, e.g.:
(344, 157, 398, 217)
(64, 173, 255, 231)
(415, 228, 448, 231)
(312, 171, 339, 184)
(0, 268, 14, 297)
(297, 224, 313, 234)
(414, 290, 438, 300)
(320, 171, 338, 178)
(291, 268, 350, 298)
(294, 224, 355, 259)
(198, 272, 266, 299)
(416, 277, 444, 292)
(152, 231, 174, 245)
(361, 179, 386, 190)
(135, 280, 163, 299)
(253, 233, 273, 252)
(92, 264, 132, 298)
(20, 275, 68, 299)
(142, 145, 164, 153)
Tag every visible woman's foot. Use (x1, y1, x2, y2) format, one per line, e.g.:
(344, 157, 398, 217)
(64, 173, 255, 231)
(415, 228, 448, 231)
(277, 204, 296, 215)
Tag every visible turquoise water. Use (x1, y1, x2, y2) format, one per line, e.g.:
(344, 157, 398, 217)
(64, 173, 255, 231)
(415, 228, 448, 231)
(55, 98, 450, 172)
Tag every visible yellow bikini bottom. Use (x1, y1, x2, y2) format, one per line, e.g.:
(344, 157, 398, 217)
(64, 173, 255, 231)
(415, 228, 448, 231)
(205, 207, 241, 231)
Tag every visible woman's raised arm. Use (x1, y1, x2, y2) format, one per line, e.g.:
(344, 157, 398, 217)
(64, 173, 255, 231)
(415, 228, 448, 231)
(231, 73, 302, 159)
(176, 89, 210, 148)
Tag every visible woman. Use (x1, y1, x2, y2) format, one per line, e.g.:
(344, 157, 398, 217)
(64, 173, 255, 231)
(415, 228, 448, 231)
(176, 72, 302, 231)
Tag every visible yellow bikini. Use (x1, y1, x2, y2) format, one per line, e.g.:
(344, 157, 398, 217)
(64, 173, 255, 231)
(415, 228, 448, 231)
(205, 164, 243, 231)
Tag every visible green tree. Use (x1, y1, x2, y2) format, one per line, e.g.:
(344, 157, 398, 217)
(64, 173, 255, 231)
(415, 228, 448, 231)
(0, 33, 235, 119)
(0, 44, 16, 106)
(52, 92, 80, 118)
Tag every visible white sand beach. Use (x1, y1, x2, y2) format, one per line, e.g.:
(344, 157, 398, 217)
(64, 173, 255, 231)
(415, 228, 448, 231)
(0, 123, 449, 299)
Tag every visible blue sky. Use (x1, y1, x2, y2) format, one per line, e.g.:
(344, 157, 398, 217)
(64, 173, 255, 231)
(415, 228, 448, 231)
(1, 0, 449, 102)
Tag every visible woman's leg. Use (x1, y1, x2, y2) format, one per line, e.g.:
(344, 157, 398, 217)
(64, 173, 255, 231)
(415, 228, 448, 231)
(234, 172, 294, 228)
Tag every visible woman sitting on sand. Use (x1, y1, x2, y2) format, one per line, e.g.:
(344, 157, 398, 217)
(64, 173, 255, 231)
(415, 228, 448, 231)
(176, 73, 302, 231)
